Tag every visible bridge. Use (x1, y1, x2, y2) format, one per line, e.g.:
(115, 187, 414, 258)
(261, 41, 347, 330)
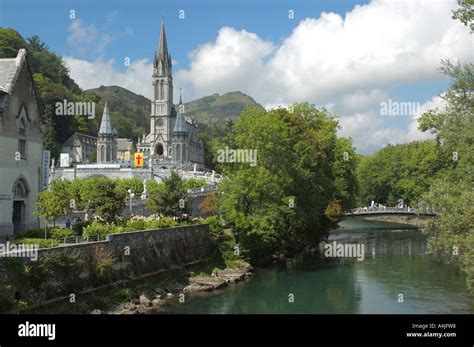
(50, 164, 222, 185)
(346, 206, 438, 216)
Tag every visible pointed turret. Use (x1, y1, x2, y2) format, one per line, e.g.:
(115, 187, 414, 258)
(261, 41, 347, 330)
(173, 112, 187, 134)
(99, 101, 113, 135)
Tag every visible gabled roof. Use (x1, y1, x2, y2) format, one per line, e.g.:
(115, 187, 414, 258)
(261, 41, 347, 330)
(63, 132, 97, 147)
(117, 138, 133, 151)
(0, 49, 39, 113)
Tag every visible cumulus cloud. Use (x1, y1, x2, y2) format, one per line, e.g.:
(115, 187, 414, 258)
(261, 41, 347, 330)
(64, 0, 472, 153)
(338, 95, 444, 152)
(67, 20, 113, 57)
(63, 57, 153, 98)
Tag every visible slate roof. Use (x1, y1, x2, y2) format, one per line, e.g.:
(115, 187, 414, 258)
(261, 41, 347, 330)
(99, 101, 115, 135)
(63, 133, 97, 147)
(117, 138, 133, 151)
(0, 49, 28, 112)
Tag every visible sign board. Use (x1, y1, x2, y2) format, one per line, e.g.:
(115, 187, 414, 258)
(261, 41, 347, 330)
(134, 153, 144, 167)
(42, 150, 50, 188)
(60, 153, 70, 168)
(0, 194, 12, 204)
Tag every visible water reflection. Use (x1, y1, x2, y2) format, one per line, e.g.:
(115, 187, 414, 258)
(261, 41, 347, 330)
(166, 219, 474, 314)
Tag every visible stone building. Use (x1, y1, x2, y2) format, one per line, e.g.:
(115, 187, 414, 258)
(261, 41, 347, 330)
(117, 138, 134, 160)
(0, 49, 43, 237)
(137, 17, 205, 168)
(62, 132, 97, 163)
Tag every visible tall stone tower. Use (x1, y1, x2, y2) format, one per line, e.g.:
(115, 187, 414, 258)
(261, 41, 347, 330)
(96, 101, 118, 163)
(150, 16, 174, 158)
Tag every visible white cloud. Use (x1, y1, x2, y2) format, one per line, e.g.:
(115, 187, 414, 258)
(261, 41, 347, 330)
(63, 57, 153, 98)
(67, 20, 112, 57)
(338, 95, 444, 152)
(64, 0, 472, 153)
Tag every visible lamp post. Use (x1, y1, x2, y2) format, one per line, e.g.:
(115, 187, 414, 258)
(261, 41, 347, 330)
(127, 189, 135, 216)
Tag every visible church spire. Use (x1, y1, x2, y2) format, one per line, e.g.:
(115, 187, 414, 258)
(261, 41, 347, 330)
(179, 87, 182, 105)
(99, 101, 113, 135)
(154, 16, 171, 76)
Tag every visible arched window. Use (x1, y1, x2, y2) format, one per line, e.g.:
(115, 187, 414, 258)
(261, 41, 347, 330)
(17, 105, 28, 159)
(13, 179, 28, 198)
(155, 143, 164, 156)
(177, 144, 182, 162)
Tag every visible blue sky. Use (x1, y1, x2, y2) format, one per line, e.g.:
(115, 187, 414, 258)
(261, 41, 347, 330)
(1, 0, 472, 153)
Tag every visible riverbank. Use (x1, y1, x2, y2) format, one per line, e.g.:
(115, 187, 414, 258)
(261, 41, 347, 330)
(101, 261, 253, 314)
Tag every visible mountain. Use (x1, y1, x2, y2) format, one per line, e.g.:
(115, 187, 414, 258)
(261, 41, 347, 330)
(183, 91, 263, 126)
(86, 85, 151, 140)
(86, 86, 263, 139)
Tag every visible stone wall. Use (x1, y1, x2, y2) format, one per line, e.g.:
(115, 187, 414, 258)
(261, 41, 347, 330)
(0, 224, 210, 305)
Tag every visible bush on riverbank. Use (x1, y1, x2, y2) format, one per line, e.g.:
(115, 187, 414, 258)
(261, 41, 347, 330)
(81, 215, 205, 238)
(13, 238, 59, 248)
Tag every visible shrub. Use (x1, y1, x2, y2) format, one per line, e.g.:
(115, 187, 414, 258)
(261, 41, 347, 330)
(0, 285, 16, 313)
(13, 238, 59, 249)
(73, 221, 91, 235)
(144, 217, 177, 229)
(14, 229, 45, 239)
(125, 219, 146, 231)
(48, 228, 74, 239)
(107, 288, 134, 305)
(82, 222, 116, 238)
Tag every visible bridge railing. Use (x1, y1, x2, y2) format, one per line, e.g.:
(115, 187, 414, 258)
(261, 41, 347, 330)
(347, 206, 437, 215)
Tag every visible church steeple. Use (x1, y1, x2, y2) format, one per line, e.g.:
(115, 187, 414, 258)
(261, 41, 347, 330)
(99, 101, 113, 135)
(154, 16, 172, 77)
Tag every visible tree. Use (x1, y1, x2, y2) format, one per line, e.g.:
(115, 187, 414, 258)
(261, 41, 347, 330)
(417, 39, 474, 293)
(333, 137, 359, 211)
(452, 0, 474, 32)
(357, 141, 447, 206)
(115, 177, 144, 196)
(146, 172, 191, 216)
(36, 180, 72, 228)
(199, 193, 218, 215)
(84, 179, 126, 221)
(216, 103, 339, 263)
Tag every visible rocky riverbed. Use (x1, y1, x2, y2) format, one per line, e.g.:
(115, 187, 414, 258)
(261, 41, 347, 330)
(92, 262, 253, 314)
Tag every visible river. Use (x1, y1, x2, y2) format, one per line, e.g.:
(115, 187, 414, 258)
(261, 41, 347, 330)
(166, 218, 474, 314)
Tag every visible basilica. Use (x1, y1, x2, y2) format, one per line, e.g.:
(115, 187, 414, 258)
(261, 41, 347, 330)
(136, 18, 205, 169)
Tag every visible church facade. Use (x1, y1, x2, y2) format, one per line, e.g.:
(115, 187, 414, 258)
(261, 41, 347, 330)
(137, 18, 205, 169)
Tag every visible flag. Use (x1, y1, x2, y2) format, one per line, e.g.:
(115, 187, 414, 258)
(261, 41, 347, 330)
(134, 153, 144, 167)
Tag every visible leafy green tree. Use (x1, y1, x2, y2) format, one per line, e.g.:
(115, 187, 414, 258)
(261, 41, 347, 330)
(217, 103, 339, 263)
(417, 36, 474, 293)
(115, 177, 144, 196)
(452, 0, 474, 32)
(147, 172, 191, 216)
(36, 180, 72, 228)
(357, 141, 447, 206)
(333, 137, 359, 211)
(83, 179, 126, 220)
(0, 28, 27, 58)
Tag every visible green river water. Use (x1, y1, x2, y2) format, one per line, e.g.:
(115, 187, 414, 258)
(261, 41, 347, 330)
(166, 218, 474, 314)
